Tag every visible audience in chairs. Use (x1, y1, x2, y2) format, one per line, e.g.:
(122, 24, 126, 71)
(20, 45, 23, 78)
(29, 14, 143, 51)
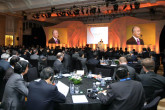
(137, 58, 165, 102)
(98, 65, 145, 110)
(1, 61, 29, 110)
(27, 67, 66, 110)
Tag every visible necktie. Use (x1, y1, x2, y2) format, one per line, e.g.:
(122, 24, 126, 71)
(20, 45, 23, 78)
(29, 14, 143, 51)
(56, 40, 58, 44)
(137, 39, 140, 45)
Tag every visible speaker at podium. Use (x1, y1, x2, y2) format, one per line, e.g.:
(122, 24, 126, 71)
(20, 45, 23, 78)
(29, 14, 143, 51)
(98, 39, 104, 51)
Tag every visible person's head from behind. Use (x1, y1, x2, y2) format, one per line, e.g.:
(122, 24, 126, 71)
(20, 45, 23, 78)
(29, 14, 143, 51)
(116, 65, 129, 79)
(10, 56, 20, 67)
(79, 52, 84, 58)
(14, 61, 29, 75)
(33, 49, 38, 55)
(56, 52, 64, 61)
(1, 53, 10, 61)
(93, 52, 98, 59)
(132, 26, 141, 38)
(119, 57, 127, 64)
(141, 58, 155, 73)
(52, 30, 59, 39)
(40, 67, 54, 83)
(12, 50, 19, 56)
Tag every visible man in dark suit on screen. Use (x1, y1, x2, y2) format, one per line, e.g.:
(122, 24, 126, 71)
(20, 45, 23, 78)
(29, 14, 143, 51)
(48, 29, 60, 44)
(126, 26, 144, 45)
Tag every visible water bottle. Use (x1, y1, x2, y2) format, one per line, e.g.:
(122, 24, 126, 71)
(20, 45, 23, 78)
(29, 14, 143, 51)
(70, 83, 74, 95)
(88, 70, 92, 78)
(101, 79, 106, 87)
(92, 82, 97, 92)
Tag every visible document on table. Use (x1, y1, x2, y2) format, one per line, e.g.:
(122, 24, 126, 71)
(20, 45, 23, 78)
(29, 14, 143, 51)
(72, 95, 88, 103)
(56, 81, 69, 97)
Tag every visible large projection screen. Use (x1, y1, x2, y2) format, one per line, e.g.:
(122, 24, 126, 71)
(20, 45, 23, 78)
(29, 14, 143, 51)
(87, 26, 108, 44)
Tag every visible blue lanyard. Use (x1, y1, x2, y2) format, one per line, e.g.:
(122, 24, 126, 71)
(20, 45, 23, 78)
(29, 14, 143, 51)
(120, 78, 131, 82)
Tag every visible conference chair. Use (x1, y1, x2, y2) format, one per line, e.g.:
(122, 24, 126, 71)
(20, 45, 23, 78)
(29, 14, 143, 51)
(47, 60, 55, 67)
(94, 67, 112, 77)
(29, 59, 38, 69)
(26, 67, 38, 82)
(143, 96, 161, 110)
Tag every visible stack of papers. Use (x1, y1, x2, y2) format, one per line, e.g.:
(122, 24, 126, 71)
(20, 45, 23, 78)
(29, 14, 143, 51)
(56, 81, 69, 97)
(72, 95, 88, 103)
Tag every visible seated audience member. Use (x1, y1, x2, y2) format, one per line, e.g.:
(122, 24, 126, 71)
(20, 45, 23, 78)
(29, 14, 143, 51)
(8, 50, 28, 62)
(0, 53, 10, 71)
(38, 56, 47, 72)
(138, 58, 165, 102)
(63, 50, 72, 72)
(30, 49, 39, 60)
(27, 67, 66, 110)
(87, 52, 100, 65)
(1, 61, 29, 110)
(119, 57, 137, 80)
(98, 65, 145, 110)
(72, 49, 79, 59)
(47, 50, 56, 60)
(129, 51, 137, 61)
(3, 56, 20, 82)
(53, 52, 67, 73)
(78, 52, 87, 71)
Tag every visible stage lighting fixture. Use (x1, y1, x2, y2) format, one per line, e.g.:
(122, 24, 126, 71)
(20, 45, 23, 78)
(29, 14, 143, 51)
(60, 11, 66, 17)
(130, 4, 133, 10)
(32, 14, 36, 19)
(86, 8, 89, 14)
(81, 7, 84, 15)
(90, 7, 96, 14)
(134, 2, 140, 9)
(98, 7, 101, 13)
(113, 4, 118, 11)
(45, 12, 51, 18)
(51, 7, 55, 13)
(73, 9, 80, 15)
(67, 10, 72, 16)
(123, 4, 127, 10)
(35, 13, 40, 19)
(41, 13, 45, 18)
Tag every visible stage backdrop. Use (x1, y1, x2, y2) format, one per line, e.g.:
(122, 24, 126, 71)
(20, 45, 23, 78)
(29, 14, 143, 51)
(43, 16, 165, 53)
(126, 23, 156, 45)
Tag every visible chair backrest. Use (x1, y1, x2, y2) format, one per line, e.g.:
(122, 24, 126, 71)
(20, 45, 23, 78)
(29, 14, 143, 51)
(143, 96, 161, 110)
(86, 63, 97, 74)
(29, 59, 38, 68)
(95, 67, 112, 77)
(26, 67, 38, 82)
(47, 60, 55, 67)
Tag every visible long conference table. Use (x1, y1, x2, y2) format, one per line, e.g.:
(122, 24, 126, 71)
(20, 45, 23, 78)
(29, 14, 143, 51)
(55, 77, 110, 110)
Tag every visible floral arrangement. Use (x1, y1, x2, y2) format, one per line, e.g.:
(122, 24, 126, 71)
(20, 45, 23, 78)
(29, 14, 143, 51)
(69, 75, 82, 84)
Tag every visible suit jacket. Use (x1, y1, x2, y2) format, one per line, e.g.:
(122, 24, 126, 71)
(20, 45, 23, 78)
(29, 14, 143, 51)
(30, 54, 39, 60)
(126, 37, 144, 45)
(98, 80, 145, 110)
(53, 60, 67, 74)
(2, 73, 28, 110)
(48, 38, 60, 44)
(138, 71, 165, 101)
(0, 60, 10, 71)
(87, 58, 100, 66)
(47, 55, 57, 60)
(27, 80, 66, 110)
(63, 53, 71, 71)
(3, 66, 14, 82)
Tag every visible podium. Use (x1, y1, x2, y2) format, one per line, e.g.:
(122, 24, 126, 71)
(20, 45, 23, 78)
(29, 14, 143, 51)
(98, 41, 104, 51)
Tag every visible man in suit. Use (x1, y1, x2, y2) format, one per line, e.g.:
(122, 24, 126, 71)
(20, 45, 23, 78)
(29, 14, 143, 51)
(3, 56, 20, 82)
(87, 52, 100, 66)
(53, 52, 67, 74)
(1, 61, 29, 110)
(27, 67, 66, 110)
(78, 52, 87, 71)
(119, 57, 137, 80)
(30, 49, 39, 60)
(63, 50, 72, 72)
(0, 53, 10, 71)
(98, 65, 145, 110)
(48, 29, 60, 44)
(137, 58, 165, 102)
(126, 26, 144, 45)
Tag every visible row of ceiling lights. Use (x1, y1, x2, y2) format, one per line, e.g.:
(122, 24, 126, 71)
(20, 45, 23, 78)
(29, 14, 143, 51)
(23, 1, 141, 20)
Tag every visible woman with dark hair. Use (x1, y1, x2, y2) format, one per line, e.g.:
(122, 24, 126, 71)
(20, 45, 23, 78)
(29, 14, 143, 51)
(1, 61, 29, 110)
